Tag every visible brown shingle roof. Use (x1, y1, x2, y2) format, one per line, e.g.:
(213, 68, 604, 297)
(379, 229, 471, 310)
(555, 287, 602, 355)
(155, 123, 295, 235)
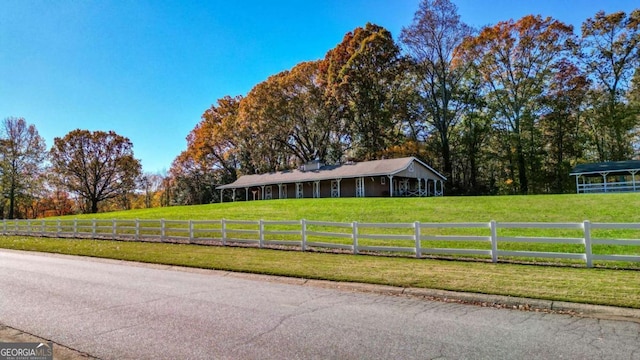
(217, 157, 445, 189)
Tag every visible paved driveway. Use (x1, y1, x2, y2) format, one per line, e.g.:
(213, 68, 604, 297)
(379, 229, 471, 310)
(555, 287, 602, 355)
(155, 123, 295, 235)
(1, 250, 639, 359)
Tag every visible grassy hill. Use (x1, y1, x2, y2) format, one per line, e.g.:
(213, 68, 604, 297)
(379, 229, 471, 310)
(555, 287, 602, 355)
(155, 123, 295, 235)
(63, 193, 640, 223)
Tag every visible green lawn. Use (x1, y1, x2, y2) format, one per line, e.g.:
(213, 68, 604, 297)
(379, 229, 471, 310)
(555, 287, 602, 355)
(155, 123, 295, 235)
(52, 193, 640, 223)
(1, 235, 639, 308)
(1, 193, 639, 308)
(30, 193, 638, 267)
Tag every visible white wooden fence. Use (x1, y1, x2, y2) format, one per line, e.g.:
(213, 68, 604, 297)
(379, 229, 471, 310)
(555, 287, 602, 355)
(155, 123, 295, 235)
(2, 218, 640, 268)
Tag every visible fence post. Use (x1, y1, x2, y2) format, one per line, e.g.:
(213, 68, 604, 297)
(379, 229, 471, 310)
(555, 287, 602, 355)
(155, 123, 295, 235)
(583, 220, 593, 268)
(188, 220, 193, 243)
(135, 219, 140, 241)
(490, 220, 498, 263)
(57, 220, 61, 237)
(161, 219, 166, 242)
(92, 220, 96, 238)
(352, 221, 358, 255)
(259, 220, 264, 248)
(73, 219, 77, 237)
(221, 219, 227, 246)
(301, 219, 307, 251)
(414, 221, 421, 258)
(27, 219, 32, 236)
(112, 219, 117, 240)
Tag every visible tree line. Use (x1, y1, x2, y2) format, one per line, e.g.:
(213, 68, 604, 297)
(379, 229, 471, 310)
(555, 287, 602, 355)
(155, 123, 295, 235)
(167, 0, 640, 205)
(0, 118, 144, 218)
(4, 1, 640, 216)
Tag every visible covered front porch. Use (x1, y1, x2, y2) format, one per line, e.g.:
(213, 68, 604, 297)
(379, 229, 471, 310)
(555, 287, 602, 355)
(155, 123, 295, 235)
(222, 175, 445, 201)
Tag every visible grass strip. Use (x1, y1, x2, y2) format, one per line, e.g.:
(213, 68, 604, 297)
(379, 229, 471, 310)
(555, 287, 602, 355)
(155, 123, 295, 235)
(1, 236, 639, 309)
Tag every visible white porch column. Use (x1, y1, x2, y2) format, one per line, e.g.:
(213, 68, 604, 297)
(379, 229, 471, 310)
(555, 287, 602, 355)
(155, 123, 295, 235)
(356, 177, 365, 197)
(575, 175, 580, 194)
(601, 172, 609, 193)
(313, 181, 320, 198)
(261, 185, 265, 200)
(220, 189, 224, 203)
(632, 171, 637, 192)
(331, 179, 342, 198)
(278, 183, 283, 199)
(296, 183, 303, 198)
(232, 189, 236, 201)
(245, 188, 249, 201)
(388, 175, 394, 197)
(418, 178, 422, 196)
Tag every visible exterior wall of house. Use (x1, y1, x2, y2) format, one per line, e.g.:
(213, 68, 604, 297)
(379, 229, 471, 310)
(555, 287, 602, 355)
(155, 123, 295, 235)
(341, 179, 356, 197)
(367, 177, 389, 196)
(395, 162, 428, 179)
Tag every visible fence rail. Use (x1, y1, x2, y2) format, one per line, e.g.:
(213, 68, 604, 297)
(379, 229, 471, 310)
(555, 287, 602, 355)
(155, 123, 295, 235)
(2, 218, 640, 268)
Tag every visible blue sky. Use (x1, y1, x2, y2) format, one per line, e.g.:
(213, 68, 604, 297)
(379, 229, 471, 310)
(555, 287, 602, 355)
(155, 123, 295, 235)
(2, 1, 638, 174)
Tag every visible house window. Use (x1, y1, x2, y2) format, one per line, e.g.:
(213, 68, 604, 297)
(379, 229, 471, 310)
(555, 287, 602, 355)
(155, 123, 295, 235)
(381, 177, 386, 185)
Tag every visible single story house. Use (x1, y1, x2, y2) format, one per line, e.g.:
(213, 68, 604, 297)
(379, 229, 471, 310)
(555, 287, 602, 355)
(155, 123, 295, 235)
(217, 156, 446, 201)
(570, 160, 640, 193)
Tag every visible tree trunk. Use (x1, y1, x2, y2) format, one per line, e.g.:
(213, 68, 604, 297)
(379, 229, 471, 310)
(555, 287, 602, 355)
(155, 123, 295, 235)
(516, 140, 528, 194)
(469, 153, 478, 195)
(8, 178, 15, 219)
(440, 131, 452, 190)
(90, 199, 99, 214)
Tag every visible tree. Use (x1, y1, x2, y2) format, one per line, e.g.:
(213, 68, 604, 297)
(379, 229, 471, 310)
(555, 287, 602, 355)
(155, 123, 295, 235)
(168, 151, 224, 205)
(539, 60, 590, 193)
(49, 129, 141, 213)
(238, 61, 342, 167)
(323, 23, 406, 160)
(238, 73, 297, 172)
(577, 10, 640, 161)
(138, 172, 164, 208)
(459, 15, 574, 194)
(190, 95, 243, 177)
(452, 65, 493, 195)
(0, 117, 46, 219)
(400, 0, 473, 183)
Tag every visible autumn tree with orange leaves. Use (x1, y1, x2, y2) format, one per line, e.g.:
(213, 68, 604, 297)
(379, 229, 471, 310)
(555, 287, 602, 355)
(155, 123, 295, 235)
(323, 23, 407, 161)
(458, 15, 575, 194)
(49, 130, 141, 213)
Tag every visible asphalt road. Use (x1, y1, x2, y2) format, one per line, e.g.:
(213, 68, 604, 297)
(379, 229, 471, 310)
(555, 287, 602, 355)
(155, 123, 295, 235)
(1, 250, 639, 360)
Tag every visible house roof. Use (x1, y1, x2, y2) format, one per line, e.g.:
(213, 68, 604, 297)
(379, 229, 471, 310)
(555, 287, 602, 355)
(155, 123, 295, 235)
(217, 157, 446, 190)
(570, 160, 640, 176)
